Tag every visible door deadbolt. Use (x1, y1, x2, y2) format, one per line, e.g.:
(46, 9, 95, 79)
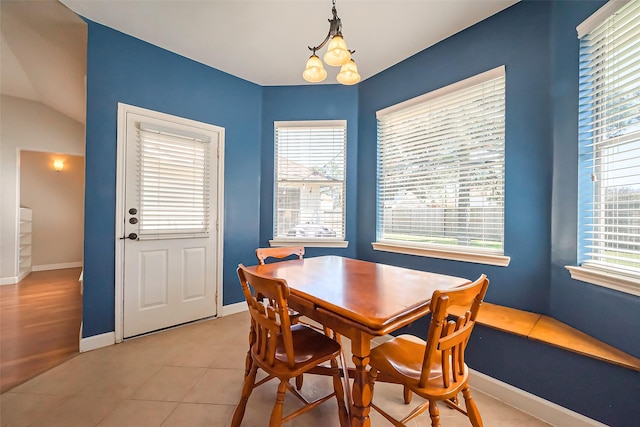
(129, 208, 137, 215)
(129, 218, 138, 224)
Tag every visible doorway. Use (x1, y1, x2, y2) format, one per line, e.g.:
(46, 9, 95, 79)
(19, 150, 85, 275)
(115, 103, 225, 341)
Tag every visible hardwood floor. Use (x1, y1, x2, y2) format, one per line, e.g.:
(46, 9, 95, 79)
(0, 268, 82, 393)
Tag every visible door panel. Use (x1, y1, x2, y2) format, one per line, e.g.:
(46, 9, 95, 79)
(121, 110, 219, 338)
(182, 246, 206, 301)
(139, 250, 168, 309)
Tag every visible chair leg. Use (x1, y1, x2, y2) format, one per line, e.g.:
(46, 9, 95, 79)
(244, 323, 256, 378)
(462, 387, 483, 427)
(269, 380, 288, 427)
(295, 374, 304, 390)
(231, 365, 258, 427)
(367, 368, 378, 399)
(330, 357, 350, 427)
(244, 350, 253, 379)
(403, 386, 412, 404)
(428, 400, 441, 427)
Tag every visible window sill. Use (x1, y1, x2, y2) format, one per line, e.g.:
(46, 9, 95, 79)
(565, 266, 640, 297)
(372, 242, 510, 267)
(269, 239, 349, 249)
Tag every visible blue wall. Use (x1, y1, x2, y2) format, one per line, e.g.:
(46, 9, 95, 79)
(549, 1, 640, 359)
(355, 1, 639, 424)
(357, 1, 553, 314)
(259, 85, 358, 259)
(466, 326, 640, 426)
(84, 21, 262, 336)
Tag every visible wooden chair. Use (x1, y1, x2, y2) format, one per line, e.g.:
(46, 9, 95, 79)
(255, 246, 305, 264)
(255, 246, 349, 395)
(232, 264, 349, 427)
(255, 246, 306, 326)
(367, 275, 490, 427)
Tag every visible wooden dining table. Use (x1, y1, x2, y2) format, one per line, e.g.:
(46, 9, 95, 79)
(243, 255, 470, 427)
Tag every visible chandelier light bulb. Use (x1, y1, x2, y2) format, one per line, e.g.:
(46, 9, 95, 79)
(303, 54, 328, 83)
(323, 35, 351, 67)
(336, 58, 361, 85)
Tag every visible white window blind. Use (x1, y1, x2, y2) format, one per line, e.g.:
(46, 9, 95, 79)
(376, 66, 506, 255)
(136, 123, 211, 237)
(578, 0, 640, 280)
(274, 121, 346, 240)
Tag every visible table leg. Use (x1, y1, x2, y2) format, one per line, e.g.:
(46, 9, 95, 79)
(349, 333, 372, 427)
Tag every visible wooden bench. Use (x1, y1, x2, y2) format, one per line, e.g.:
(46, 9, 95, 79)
(450, 302, 640, 372)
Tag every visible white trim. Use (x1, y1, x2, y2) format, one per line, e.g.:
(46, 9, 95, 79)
(565, 265, 640, 297)
(274, 120, 346, 128)
(32, 261, 83, 272)
(1, 269, 31, 285)
(469, 369, 607, 427)
(14, 148, 21, 283)
(114, 103, 225, 344)
(269, 239, 349, 248)
(215, 132, 226, 321)
(577, 0, 631, 38)
(221, 301, 248, 317)
(79, 331, 115, 352)
(0, 275, 19, 285)
(114, 104, 127, 343)
(372, 242, 510, 267)
(377, 66, 505, 118)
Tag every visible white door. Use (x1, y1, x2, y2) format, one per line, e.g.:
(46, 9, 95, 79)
(121, 110, 220, 338)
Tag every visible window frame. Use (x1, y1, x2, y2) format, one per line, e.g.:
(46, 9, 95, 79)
(269, 120, 348, 248)
(373, 66, 510, 267)
(567, 0, 640, 296)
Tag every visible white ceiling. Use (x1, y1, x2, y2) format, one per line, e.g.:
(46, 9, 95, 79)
(1, 0, 518, 124)
(61, 0, 517, 86)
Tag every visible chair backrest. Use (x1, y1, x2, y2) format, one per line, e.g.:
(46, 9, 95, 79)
(419, 274, 489, 389)
(255, 246, 305, 265)
(237, 264, 296, 369)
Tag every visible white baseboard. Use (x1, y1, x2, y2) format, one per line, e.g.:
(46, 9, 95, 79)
(0, 276, 19, 285)
(32, 261, 83, 272)
(469, 369, 606, 427)
(80, 331, 115, 352)
(1, 270, 31, 285)
(221, 301, 247, 317)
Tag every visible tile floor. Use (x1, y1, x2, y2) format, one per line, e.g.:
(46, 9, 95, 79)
(1, 311, 551, 426)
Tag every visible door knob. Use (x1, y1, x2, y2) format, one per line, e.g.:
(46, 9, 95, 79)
(129, 218, 138, 224)
(129, 208, 137, 215)
(119, 233, 138, 240)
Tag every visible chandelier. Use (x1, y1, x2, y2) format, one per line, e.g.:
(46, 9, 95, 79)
(303, 0, 361, 85)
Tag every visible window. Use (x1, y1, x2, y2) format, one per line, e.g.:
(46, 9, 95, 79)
(568, 0, 640, 295)
(374, 66, 509, 266)
(271, 121, 347, 246)
(137, 123, 212, 237)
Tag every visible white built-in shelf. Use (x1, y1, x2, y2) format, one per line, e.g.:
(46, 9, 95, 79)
(19, 207, 32, 279)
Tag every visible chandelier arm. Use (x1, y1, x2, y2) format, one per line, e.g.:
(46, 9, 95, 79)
(307, 4, 343, 53)
(308, 29, 333, 53)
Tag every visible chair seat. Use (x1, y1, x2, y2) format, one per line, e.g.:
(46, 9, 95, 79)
(370, 334, 469, 398)
(253, 324, 342, 378)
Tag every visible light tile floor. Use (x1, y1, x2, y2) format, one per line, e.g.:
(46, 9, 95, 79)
(1, 311, 551, 426)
